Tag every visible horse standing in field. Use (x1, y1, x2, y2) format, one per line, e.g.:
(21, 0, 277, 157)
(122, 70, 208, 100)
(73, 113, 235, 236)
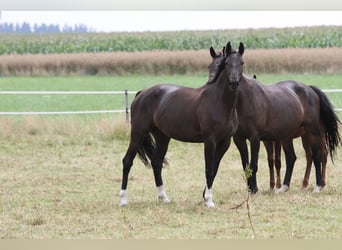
(209, 45, 340, 194)
(120, 42, 243, 207)
(210, 49, 331, 190)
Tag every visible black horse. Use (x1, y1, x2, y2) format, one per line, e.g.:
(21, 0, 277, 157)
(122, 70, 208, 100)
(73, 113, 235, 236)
(120, 42, 243, 207)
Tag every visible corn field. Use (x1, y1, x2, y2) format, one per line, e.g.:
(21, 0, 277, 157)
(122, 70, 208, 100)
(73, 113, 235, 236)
(0, 26, 342, 55)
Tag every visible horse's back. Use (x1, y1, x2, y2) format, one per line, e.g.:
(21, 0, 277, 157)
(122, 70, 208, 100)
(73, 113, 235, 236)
(130, 83, 205, 141)
(237, 77, 310, 140)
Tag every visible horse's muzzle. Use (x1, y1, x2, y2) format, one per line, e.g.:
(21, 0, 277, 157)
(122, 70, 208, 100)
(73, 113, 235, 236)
(230, 81, 239, 91)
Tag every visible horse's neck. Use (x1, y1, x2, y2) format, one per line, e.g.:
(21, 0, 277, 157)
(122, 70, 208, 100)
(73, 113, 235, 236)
(215, 71, 239, 110)
(239, 75, 266, 95)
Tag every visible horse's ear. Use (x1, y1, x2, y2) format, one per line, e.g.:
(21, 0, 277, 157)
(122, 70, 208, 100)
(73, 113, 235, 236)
(239, 42, 244, 55)
(225, 42, 232, 57)
(210, 46, 217, 58)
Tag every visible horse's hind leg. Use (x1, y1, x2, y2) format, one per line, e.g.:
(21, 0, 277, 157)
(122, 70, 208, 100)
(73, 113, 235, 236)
(311, 135, 324, 192)
(321, 138, 328, 187)
(263, 141, 275, 190)
(303, 133, 323, 192)
(120, 126, 150, 206)
(312, 146, 323, 192)
(276, 140, 296, 193)
(274, 141, 282, 189)
(151, 129, 171, 203)
(120, 140, 141, 206)
(301, 136, 312, 188)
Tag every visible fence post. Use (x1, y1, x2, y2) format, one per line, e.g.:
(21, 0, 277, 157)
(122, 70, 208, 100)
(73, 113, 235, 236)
(125, 89, 129, 123)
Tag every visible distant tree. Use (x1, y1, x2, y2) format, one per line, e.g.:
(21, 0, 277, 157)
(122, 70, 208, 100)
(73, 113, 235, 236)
(0, 22, 14, 33)
(21, 22, 32, 33)
(0, 21, 90, 33)
(62, 24, 73, 33)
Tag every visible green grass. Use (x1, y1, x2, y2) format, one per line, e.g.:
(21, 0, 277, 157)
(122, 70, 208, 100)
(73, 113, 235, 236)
(0, 74, 341, 238)
(0, 74, 341, 114)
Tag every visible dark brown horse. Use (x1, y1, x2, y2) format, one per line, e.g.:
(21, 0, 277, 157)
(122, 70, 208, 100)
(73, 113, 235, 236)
(210, 44, 340, 194)
(120, 42, 243, 207)
(210, 47, 335, 191)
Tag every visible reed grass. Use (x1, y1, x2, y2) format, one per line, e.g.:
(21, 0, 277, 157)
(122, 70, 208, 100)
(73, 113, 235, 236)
(1, 48, 342, 76)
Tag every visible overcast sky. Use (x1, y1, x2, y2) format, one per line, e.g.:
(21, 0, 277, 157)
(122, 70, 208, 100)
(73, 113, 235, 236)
(1, 11, 342, 32)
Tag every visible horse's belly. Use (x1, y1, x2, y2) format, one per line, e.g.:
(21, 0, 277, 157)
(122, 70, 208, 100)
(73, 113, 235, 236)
(260, 125, 303, 140)
(156, 117, 203, 142)
(162, 128, 203, 143)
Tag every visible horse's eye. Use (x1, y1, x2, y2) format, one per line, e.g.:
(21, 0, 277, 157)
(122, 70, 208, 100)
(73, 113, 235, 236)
(215, 61, 221, 66)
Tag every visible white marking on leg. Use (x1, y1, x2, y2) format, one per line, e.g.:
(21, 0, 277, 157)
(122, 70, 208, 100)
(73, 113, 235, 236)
(275, 184, 289, 194)
(157, 185, 170, 203)
(313, 185, 323, 193)
(204, 186, 215, 207)
(119, 189, 127, 207)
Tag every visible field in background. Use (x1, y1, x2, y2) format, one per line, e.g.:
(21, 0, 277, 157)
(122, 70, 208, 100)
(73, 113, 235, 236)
(0, 74, 341, 238)
(2, 48, 342, 76)
(0, 26, 341, 54)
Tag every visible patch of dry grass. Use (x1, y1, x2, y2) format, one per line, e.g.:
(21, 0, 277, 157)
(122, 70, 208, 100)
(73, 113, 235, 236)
(0, 116, 341, 239)
(2, 48, 342, 76)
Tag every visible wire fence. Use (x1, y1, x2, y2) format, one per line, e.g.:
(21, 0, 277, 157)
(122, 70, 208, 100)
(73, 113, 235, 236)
(0, 89, 341, 122)
(0, 90, 137, 122)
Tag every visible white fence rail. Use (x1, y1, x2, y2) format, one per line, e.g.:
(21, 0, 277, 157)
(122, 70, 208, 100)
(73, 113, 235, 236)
(0, 89, 341, 121)
(0, 90, 137, 122)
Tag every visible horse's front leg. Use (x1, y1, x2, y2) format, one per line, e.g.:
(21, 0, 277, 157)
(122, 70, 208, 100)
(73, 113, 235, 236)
(151, 131, 171, 203)
(249, 137, 261, 194)
(203, 139, 217, 207)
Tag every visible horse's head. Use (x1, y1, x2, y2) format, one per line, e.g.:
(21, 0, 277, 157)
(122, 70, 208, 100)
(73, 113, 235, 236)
(208, 46, 225, 83)
(224, 42, 245, 91)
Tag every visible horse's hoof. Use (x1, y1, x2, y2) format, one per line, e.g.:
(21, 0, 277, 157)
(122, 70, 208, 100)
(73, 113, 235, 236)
(205, 200, 215, 208)
(203, 186, 215, 208)
(250, 186, 259, 195)
(158, 195, 171, 203)
(275, 184, 289, 194)
(119, 189, 127, 207)
(119, 201, 127, 207)
(157, 185, 170, 204)
(313, 185, 323, 193)
(302, 181, 309, 188)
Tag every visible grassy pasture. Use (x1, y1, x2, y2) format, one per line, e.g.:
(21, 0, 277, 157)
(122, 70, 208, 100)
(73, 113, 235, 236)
(0, 74, 341, 113)
(0, 74, 341, 239)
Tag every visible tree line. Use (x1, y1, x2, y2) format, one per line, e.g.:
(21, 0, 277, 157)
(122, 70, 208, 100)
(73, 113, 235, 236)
(0, 21, 91, 33)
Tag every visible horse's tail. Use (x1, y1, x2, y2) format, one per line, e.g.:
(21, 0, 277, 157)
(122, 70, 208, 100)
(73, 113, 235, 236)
(137, 133, 155, 167)
(137, 132, 169, 167)
(309, 85, 341, 161)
